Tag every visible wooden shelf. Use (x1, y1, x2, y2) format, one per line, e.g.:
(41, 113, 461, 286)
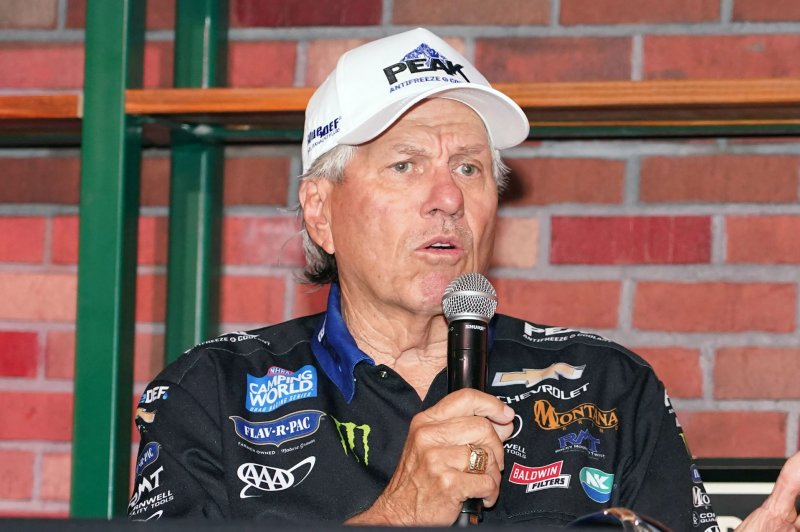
(2, 79, 800, 147)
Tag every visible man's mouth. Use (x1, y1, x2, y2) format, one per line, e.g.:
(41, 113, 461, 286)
(427, 242, 456, 250)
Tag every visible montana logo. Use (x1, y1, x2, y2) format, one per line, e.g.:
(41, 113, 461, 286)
(533, 399, 619, 430)
(493, 363, 585, 388)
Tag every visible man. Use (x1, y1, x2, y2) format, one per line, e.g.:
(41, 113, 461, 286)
(129, 28, 798, 530)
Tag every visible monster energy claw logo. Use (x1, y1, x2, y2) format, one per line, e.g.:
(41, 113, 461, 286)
(332, 416, 371, 465)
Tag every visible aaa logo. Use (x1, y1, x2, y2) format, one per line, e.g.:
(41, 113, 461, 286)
(332, 416, 371, 466)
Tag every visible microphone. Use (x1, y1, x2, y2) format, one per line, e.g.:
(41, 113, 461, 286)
(442, 273, 498, 527)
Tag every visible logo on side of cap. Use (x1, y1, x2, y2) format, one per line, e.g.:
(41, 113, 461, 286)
(383, 43, 470, 87)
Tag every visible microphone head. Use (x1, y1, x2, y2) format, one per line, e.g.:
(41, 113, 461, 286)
(442, 272, 498, 323)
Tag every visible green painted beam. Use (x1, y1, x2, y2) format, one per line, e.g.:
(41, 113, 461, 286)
(163, 0, 229, 363)
(71, 0, 145, 518)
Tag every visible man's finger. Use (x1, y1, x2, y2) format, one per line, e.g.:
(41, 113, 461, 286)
(422, 388, 515, 425)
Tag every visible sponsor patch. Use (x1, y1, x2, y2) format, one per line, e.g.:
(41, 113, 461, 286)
(332, 416, 371, 465)
(129, 466, 174, 516)
(693, 485, 712, 508)
(139, 385, 169, 405)
(135, 407, 156, 424)
(691, 464, 702, 483)
(135, 442, 160, 477)
(504, 442, 527, 460)
(579, 467, 614, 503)
(237, 456, 315, 498)
(556, 429, 605, 460)
(246, 365, 317, 413)
(498, 382, 589, 403)
(229, 410, 325, 447)
(533, 399, 619, 431)
(693, 511, 718, 526)
(509, 460, 571, 492)
(384, 43, 469, 88)
(493, 362, 585, 388)
(522, 323, 609, 344)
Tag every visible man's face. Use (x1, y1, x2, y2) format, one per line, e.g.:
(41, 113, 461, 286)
(315, 98, 498, 317)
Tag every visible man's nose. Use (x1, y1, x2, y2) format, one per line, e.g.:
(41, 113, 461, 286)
(422, 164, 465, 219)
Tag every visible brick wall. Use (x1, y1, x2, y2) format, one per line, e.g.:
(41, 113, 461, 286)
(1, 0, 799, 516)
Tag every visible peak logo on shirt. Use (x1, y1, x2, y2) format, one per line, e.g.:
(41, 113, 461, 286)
(492, 362, 585, 388)
(246, 365, 317, 413)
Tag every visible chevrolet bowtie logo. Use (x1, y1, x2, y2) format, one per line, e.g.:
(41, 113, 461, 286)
(492, 363, 586, 388)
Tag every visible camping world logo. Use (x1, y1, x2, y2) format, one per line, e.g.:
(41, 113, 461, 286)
(533, 399, 619, 431)
(245, 365, 317, 413)
(579, 467, 614, 503)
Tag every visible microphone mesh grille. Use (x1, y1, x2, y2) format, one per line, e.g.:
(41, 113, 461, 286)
(442, 272, 497, 323)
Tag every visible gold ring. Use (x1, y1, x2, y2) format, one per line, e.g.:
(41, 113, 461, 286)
(465, 444, 488, 474)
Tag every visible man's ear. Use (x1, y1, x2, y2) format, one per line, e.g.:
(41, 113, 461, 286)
(299, 179, 335, 254)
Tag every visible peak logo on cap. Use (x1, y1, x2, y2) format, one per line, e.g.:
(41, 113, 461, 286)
(383, 43, 470, 85)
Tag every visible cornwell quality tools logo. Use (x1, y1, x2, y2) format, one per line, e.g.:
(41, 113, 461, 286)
(332, 416, 371, 466)
(580, 467, 614, 503)
(129, 465, 173, 516)
(246, 365, 317, 414)
(237, 456, 316, 498)
(229, 410, 325, 447)
(533, 400, 619, 431)
(383, 43, 470, 91)
(509, 460, 571, 492)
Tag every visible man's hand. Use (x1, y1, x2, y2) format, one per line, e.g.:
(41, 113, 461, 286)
(737, 451, 800, 531)
(345, 389, 515, 526)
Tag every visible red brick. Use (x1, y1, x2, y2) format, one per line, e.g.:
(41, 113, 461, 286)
(475, 37, 631, 83)
(66, 0, 176, 29)
(230, 0, 381, 27)
(551, 216, 711, 265)
(220, 276, 285, 324)
(491, 217, 538, 269)
(45, 330, 74, 380)
(644, 34, 800, 80)
(305, 39, 369, 87)
(0, 157, 80, 204)
(134, 332, 164, 383)
(141, 157, 170, 207)
(0, 331, 38, 378)
(561, 0, 718, 25)
(0, 43, 83, 89)
(726, 216, 800, 264)
(41, 452, 71, 501)
(634, 347, 702, 398)
(679, 411, 786, 458)
(0, 0, 57, 29)
(733, 0, 800, 22)
(293, 283, 329, 318)
(640, 155, 800, 203)
(634, 282, 797, 333)
(501, 159, 625, 206)
(229, 42, 297, 87)
(394, 0, 548, 25)
(715, 347, 800, 400)
(143, 41, 174, 89)
(0, 451, 35, 499)
(51, 216, 167, 265)
(0, 392, 73, 441)
(0, 217, 45, 263)
(45, 330, 162, 382)
(136, 274, 166, 323)
(225, 156, 292, 206)
(491, 279, 620, 328)
(223, 217, 304, 266)
(0, 273, 76, 321)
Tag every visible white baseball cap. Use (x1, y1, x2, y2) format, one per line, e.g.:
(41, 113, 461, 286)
(301, 28, 530, 173)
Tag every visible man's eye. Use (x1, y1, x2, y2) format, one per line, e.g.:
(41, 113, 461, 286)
(392, 161, 412, 173)
(458, 163, 478, 176)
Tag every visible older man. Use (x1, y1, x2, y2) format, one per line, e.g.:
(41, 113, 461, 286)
(128, 28, 799, 530)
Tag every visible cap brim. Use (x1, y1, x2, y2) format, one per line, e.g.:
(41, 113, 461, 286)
(337, 84, 530, 150)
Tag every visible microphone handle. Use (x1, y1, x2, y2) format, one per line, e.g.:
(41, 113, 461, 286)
(447, 319, 489, 527)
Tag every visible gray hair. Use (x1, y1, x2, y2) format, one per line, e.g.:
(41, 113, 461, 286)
(297, 144, 510, 285)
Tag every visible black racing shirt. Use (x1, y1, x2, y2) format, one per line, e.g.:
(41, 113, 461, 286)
(129, 283, 717, 531)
